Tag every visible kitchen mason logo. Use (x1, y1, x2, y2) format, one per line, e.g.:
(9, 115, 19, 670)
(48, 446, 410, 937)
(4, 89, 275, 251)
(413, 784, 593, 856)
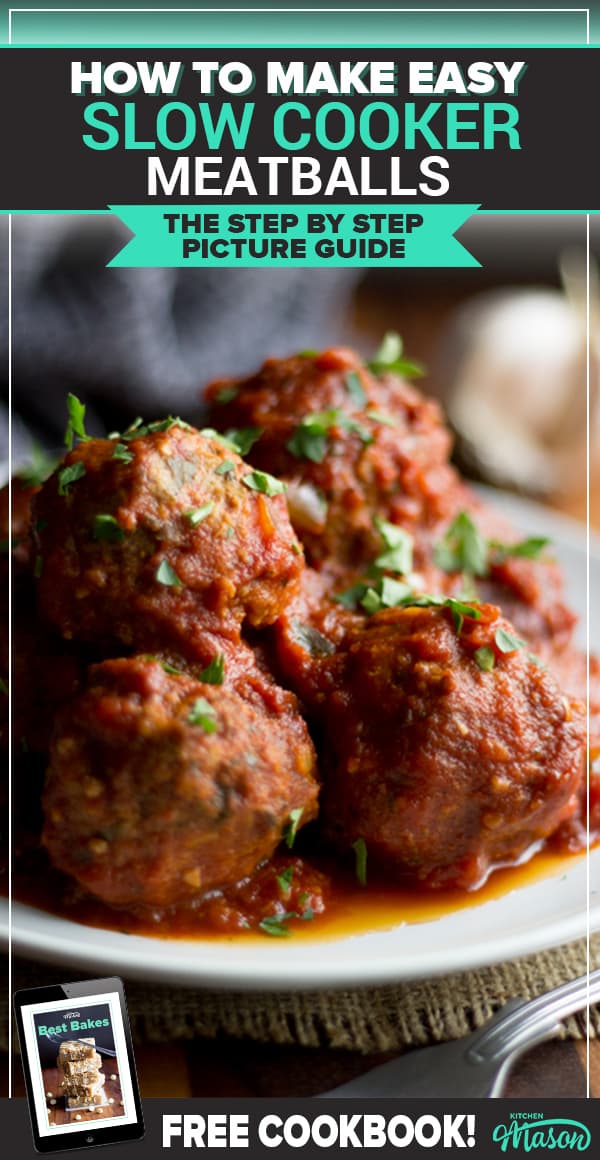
(492, 1114, 591, 1152)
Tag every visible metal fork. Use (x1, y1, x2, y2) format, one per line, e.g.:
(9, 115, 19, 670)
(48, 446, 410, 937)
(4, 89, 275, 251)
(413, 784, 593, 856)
(321, 967, 600, 1098)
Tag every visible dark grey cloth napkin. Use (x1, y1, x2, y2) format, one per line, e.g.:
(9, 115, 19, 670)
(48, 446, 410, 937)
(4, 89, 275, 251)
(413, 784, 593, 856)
(0, 216, 360, 464)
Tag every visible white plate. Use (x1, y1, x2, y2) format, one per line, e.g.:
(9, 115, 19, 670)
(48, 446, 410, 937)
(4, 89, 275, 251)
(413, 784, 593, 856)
(4, 490, 600, 990)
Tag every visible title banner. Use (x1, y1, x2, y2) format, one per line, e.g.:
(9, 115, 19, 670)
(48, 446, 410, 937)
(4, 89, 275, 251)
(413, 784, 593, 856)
(109, 203, 480, 267)
(1, 48, 597, 212)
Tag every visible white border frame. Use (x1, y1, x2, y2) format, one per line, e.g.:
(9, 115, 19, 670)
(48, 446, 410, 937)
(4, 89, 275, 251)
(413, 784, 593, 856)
(4, 2, 594, 1102)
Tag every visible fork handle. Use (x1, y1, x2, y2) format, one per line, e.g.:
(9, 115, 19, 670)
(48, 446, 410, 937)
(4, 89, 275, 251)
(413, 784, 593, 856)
(468, 966, 600, 1064)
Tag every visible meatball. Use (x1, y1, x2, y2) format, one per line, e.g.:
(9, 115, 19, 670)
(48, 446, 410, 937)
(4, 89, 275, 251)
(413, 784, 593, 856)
(33, 423, 303, 658)
(42, 657, 319, 908)
(206, 347, 465, 572)
(318, 603, 585, 889)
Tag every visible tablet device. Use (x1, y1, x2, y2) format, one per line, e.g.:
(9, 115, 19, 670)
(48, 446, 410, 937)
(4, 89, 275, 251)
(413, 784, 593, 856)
(14, 976, 144, 1153)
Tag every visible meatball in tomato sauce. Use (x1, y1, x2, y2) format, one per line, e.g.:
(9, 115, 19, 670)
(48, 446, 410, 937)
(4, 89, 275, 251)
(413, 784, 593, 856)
(42, 657, 319, 908)
(206, 347, 465, 573)
(318, 603, 585, 889)
(33, 423, 303, 659)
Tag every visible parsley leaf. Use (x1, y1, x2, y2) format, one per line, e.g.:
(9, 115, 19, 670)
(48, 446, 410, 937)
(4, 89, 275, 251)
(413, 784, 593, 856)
(368, 332, 425, 379)
(495, 627, 525, 653)
(57, 461, 86, 496)
(287, 409, 373, 464)
(474, 646, 495, 672)
(187, 697, 218, 733)
(225, 427, 263, 456)
(361, 576, 413, 614)
(434, 512, 488, 578)
(64, 393, 90, 450)
(333, 582, 370, 610)
(242, 470, 286, 497)
(215, 459, 235, 477)
(352, 837, 368, 887)
(276, 866, 294, 896)
(112, 443, 134, 464)
(185, 503, 214, 526)
(374, 517, 413, 576)
(490, 536, 551, 562)
(155, 560, 183, 587)
(92, 514, 125, 543)
(366, 410, 397, 427)
(345, 370, 366, 407)
(259, 913, 294, 938)
(198, 654, 225, 685)
(214, 385, 239, 405)
(283, 807, 304, 850)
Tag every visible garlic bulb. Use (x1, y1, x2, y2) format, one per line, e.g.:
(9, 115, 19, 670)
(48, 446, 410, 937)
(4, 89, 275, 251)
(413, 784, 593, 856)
(436, 267, 599, 496)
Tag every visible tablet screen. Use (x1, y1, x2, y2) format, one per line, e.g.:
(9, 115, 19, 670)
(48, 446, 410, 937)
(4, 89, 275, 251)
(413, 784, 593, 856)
(19, 990, 139, 1140)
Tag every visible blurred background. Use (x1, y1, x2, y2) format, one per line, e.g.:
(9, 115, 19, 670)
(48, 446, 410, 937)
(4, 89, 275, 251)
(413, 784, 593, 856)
(1, 212, 599, 525)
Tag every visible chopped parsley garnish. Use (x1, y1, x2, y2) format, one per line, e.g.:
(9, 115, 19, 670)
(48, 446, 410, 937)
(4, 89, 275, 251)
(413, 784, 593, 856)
(187, 697, 218, 733)
(495, 627, 525, 653)
(283, 807, 304, 850)
(225, 427, 263, 456)
(474, 647, 495, 672)
(17, 446, 59, 488)
(345, 370, 366, 407)
(215, 459, 235, 477)
(528, 652, 547, 670)
(155, 560, 183, 587)
(112, 443, 134, 464)
(287, 408, 373, 464)
(366, 410, 397, 427)
(352, 837, 368, 887)
(64, 393, 90, 450)
(367, 332, 424, 379)
(276, 866, 294, 895)
(92, 514, 125, 543)
(286, 414, 330, 463)
(435, 514, 552, 579)
(489, 536, 551, 562)
(334, 578, 481, 632)
(198, 654, 225, 685)
(373, 517, 413, 576)
(57, 461, 86, 496)
(361, 577, 413, 614)
(291, 622, 335, 658)
(259, 913, 294, 938)
(434, 512, 488, 578)
(33, 554, 43, 579)
(299, 349, 318, 358)
(214, 385, 239, 405)
(201, 428, 240, 453)
(291, 541, 302, 556)
(242, 470, 286, 497)
(185, 503, 214, 526)
(112, 416, 193, 441)
(142, 656, 185, 676)
(333, 581, 370, 610)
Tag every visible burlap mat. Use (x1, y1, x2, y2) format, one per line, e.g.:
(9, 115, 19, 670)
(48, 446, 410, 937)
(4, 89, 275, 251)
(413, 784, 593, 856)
(4, 936, 600, 1056)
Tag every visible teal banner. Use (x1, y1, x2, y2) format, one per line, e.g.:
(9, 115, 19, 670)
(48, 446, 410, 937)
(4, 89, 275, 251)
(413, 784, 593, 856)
(108, 204, 480, 268)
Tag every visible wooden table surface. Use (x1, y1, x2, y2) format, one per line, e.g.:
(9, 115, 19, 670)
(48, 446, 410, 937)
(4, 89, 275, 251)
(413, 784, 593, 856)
(4, 275, 599, 1100)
